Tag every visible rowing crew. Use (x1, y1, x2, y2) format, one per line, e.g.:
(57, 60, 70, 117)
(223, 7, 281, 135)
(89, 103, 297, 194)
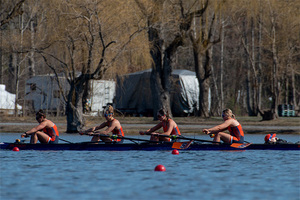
(79, 107, 181, 143)
(21, 107, 246, 145)
(21, 107, 293, 145)
(79, 107, 246, 145)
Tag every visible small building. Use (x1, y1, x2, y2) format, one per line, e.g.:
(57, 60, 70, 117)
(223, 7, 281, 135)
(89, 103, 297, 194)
(0, 84, 22, 115)
(25, 74, 115, 115)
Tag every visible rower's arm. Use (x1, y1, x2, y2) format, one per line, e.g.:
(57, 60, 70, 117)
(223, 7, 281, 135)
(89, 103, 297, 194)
(145, 123, 162, 134)
(94, 122, 107, 131)
(99, 121, 118, 135)
(25, 121, 47, 135)
(82, 122, 106, 135)
(85, 122, 106, 133)
(207, 120, 232, 133)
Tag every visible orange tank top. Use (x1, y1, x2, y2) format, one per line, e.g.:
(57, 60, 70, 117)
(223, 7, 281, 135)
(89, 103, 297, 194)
(43, 122, 59, 140)
(162, 119, 181, 135)
(228, 124, 244, 141)
(108, 119, 124, 136)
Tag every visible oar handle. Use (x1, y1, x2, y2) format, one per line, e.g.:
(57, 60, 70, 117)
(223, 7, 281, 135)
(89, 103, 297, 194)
(176, 135, 221, 144)
(178, 135, 250, 148)
(59, 138, 73, 144)
(149, 134, 179, 140)
(151, 134, 220, 143)
(113, 136, 167, 143)
(79, 131, 110, 137)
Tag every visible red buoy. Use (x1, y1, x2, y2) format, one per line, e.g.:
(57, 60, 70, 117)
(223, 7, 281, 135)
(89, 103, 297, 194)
(172, 149, 179, 155)
(154, 164, 166, 171)
(12, 147, 19, 151)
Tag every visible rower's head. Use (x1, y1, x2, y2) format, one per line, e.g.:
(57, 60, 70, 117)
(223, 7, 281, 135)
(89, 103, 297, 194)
(36, 109, 46, 122)
(222, 108, 235, 120)
(157, 108, 170, 121)
(264, 133, 277, 143)
(104, 105, 114, 120)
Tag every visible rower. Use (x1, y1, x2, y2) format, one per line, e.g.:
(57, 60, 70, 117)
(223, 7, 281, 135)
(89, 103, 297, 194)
(203, 108, 245, 144)
(21, 110, 59, 144)
(264, 133, 293, 144)
(80, 105, 124, 143)
(139, 108, 181, 142)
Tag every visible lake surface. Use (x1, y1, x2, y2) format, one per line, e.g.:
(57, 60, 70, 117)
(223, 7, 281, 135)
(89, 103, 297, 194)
(1, 133, 300, 200)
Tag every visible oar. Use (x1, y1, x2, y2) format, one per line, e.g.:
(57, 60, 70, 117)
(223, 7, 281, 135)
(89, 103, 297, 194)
(111, 135, 168, 144)
(79, 132, 167, 144)
(59, 138, 73, 144)
(164, 135, 251, 149)
(160, 135, 218, 143)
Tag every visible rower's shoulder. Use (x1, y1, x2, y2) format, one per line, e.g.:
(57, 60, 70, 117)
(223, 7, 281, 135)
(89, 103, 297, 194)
(112, 118, 122, 125)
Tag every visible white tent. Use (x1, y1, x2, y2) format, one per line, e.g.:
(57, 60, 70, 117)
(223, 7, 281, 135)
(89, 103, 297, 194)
(115, 69, 199, 116)
(89, 80, 116, 115)
(25, 74, 115, 115)
(0, 84, 22, 114)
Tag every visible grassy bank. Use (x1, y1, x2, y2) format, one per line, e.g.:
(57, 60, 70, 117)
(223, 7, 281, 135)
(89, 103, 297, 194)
(1, 115, 299, 134)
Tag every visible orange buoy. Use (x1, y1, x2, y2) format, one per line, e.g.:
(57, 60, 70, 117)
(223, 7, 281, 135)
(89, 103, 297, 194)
(12, 147, 19, 151)
(172, 149, 179, 155)
(154, 164, 166, 171)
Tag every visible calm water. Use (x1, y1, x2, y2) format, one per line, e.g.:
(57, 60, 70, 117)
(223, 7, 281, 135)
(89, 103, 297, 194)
(1, 133, 300, 200)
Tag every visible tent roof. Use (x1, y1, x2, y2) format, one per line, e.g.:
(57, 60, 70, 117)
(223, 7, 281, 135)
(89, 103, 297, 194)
(123, 69, 196, 77)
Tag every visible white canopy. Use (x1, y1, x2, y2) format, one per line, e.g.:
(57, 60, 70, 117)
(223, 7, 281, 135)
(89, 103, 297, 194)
(0, 84, 22, 110)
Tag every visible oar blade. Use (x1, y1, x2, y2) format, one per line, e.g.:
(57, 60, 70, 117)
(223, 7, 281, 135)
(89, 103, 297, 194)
(230, 143, 251, 148)
(172, 140, 193, 150)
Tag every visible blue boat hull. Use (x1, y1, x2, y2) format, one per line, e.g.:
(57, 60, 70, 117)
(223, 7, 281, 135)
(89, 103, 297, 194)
(1, 142, 299, 151)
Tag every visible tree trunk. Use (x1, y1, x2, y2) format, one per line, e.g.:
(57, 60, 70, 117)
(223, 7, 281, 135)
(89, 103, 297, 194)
(259, 6, 280, 121)
(290, 50, 298, 115)
(194, 48, 210, 117)
(14, 53, 20, 117)
(66, 78, 85, 133)
(257, 3, 263, 112)
(210, 46, 221, 115)
(243, 20, 254, 116)
(148, 26, 164, 119)
(251, 17, 258, 116)
(147, 22, 183, 119)
(220, 16, 225, 110)
(270, 8, 279, 119)
(29, 20, 35, 78)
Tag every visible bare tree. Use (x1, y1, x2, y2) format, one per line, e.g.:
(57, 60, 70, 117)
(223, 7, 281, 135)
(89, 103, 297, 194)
(36, 1, 143, 132)
(188, 0, 224, 117)
(134, 0, 185, 118)
(0, 0, 26, 27)
(0, 0, 26, 85)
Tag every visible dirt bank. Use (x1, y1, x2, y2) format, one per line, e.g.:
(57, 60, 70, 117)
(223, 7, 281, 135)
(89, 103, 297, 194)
(0, 115, 299, 135)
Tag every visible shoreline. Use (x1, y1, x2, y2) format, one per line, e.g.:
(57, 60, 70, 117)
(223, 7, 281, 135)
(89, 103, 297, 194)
(1, 116, 299, 134)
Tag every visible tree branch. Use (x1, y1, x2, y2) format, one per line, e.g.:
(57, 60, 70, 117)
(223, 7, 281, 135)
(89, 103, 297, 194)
(0, 0, 26, 27)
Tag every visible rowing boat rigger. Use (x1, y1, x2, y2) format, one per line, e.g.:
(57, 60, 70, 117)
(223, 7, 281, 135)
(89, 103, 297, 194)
(1, 135, 299, 151)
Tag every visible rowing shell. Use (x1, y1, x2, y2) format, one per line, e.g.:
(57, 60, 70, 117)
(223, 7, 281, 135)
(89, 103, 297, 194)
(1, 142, 299, 151)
